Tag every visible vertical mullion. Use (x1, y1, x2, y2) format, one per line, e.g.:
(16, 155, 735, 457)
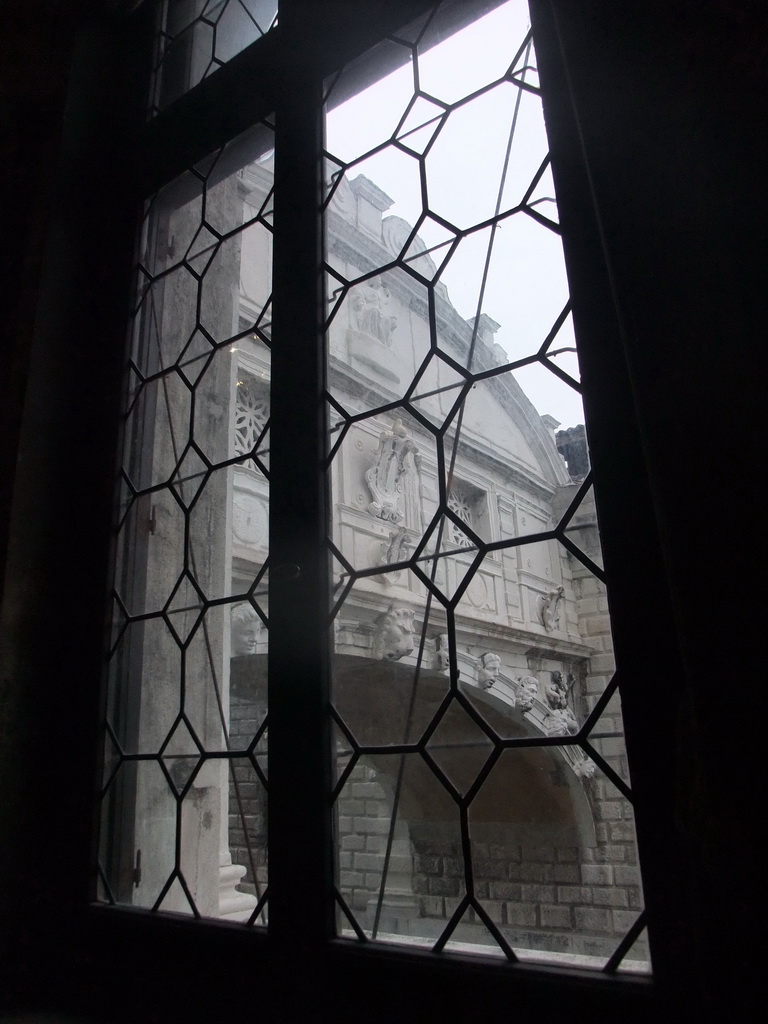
(267, 49, 333, 953)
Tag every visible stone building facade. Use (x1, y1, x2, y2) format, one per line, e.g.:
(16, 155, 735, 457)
(225, 157, 643, 962)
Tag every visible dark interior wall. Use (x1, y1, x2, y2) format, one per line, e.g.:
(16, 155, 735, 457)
(0, 0, 96, 949)
(544, 3, 765, 1011)
(0, 1, 765, 1021)
(0, 0, 86, 589)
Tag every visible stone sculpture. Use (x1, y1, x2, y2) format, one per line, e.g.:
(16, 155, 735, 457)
(379, 526, 412, 585)
(372, 604, 415, 661)
(365, 418, 420, 523)
(352, 277, 397, 345)
(543, 669, 578, 735)
(538, 585, 564, 632)
(433, 633, 450, 675)
(477, 651, 501, 689)
(545, 669, 571, 710)
(516, 675, 539, 711)
(573, 753, 597, 779)
(543, 707, 579, 737)
(231, 603, 262, 656)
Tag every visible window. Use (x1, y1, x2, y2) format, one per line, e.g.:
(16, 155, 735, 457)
(7, 0, 759, 1020)
(150, 0, 279, 115)
(446, 481, 490, 547)
(99, 0, 649, 972)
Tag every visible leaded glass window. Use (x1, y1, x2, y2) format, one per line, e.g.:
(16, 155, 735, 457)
(98, 0, 650, 981)
(324, 0, 648, 970)
(100, 121, 274, 923)
(150, 0, 279, 115)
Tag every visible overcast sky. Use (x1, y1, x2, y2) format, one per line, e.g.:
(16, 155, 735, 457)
(326, 0, 585, 430)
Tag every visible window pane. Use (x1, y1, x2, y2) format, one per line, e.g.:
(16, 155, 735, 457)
(325, 0, 649, 972)
(99, 121, 274, 924)
(149, 0, 279, 116)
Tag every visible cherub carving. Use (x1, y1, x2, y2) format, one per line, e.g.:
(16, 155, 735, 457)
(372, 604, 415, 661)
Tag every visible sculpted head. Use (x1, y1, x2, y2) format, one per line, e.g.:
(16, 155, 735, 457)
(373, 604, 415, 661)
(478, 651, 501, 688)
(517, 675, 539, 711)
(231, 603, 261, 656)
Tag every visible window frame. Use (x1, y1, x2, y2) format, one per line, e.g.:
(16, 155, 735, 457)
(1, 0, 701, 1020)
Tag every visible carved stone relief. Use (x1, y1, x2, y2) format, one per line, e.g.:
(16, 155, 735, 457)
(233, 375, 269, 472)
(350, 277, 397, 345)
(543, 707, 579, 737)
(379, 526, 412, 586)
(346, 274, 401, 382)
(543, 669, 578, 736)
(538, 585, 564, 631)
(233, 492, 268, 548)
(328, 171, 355, 218)
(372, 604, 415, 661)
(382, 216, 438, 279)
(545, 670, 573, 709)
(365, 419, 421, 524)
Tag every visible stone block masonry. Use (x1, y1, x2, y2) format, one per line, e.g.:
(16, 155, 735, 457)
(228, 691, 268, 893)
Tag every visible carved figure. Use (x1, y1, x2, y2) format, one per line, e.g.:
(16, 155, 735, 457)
(573, 753, 597, 779)
(231, 603, 261, 656)
(366, 419, 420, 524)
(516, 675, 539, 711)
(433, 633, 450, 675)
(538, 585, 564, 632)
(543, 706, 579, 737)
(545, 669, 571, 710)
(372, 604, 415, 661)
(352, 277, 397, 344)
(543, 670, 578, 734)
(477, 651, 501, 689)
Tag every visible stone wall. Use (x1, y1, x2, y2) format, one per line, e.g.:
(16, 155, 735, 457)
(334, 753, 644, 960)
(337, 761, 412, 924)
(228, 687, 268, 896)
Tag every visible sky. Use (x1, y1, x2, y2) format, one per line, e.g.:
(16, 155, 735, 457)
(325, 0, 585, 430)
